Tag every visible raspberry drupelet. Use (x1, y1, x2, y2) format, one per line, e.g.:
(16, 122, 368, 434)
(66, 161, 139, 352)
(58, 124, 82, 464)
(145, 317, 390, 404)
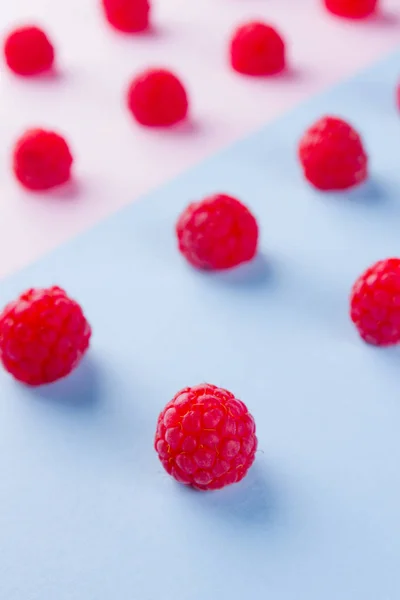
(298, 116, 368, 191)
(13, 128, 73, 191)
(155, 384, 257, 491)
(230, 21, 286, 76)
(0, 286, 91, 386)
(176, 193, 259, 270)
(3, 25, 55, 76)
(324, 0, 378, 19)
(350, 258, 400, 346)
(101, 0, 150, 33)
(127, 68, 188, 127)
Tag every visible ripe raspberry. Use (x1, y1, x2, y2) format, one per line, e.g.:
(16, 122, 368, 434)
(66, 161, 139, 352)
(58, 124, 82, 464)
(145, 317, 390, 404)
(0, 286, 91, 386)
(127, 68, 188, 127)
(3, 26, 55, 76)
(101, 0, 150, 33)
(13, 128, 73, 191)
(176, 194, 258, 271)
(324, 0, 378, 18)
(155, 384, 257, 491)
(298, 116, 368, 191)
(350, 258, 400, 346)
(230, 21, 286, 76)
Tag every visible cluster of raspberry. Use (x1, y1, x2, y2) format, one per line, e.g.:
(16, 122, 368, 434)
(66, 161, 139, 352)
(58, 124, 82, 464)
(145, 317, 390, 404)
(0, 0, 392, 492)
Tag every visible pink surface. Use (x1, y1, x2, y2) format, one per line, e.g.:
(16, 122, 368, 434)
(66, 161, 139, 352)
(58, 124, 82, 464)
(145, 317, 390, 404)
(0, 0, 399, 279)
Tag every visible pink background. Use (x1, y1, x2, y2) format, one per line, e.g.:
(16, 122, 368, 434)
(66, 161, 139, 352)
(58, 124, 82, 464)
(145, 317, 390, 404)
(0, 0, 399, 278)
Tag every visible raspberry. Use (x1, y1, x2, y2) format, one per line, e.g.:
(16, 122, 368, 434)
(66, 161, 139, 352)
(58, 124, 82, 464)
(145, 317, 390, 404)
(324, 0, 378, 18)
(127, 68, 188, 127)
(13, 128, 73, 191)
(155, 384, 257, 491)
(230, 21, 286, 76)
(0, 286, 91, 386)
(350, 258, 400, 346)
(101, 0, 150, 33)
(396, 82, 400, 111)
(298, 116, 368, 191)
(176, 194, 258, 271)
(3, 26, 55, 76)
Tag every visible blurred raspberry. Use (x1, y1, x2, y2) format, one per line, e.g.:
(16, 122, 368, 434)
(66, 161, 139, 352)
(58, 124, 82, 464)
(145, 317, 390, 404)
(3, 25, 55, 76)
(0, 286, 91, 386)
(176, 193, 259, 270)
(324, 0, 378, 19)
(101, 0, 150, 33)
(298, 116, 368, 191)
(155, 384, 257, 491)
(127, 68, 188, 126)
(13, 128, 73, 191)
(230, 21, 286, 76)
(350, 258, 400, 346)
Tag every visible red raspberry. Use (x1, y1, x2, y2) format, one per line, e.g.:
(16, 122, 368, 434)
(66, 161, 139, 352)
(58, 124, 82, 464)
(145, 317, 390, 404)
(324, 0, 378, 18)
(101, 0, 150, 33)
(127, 68, 188, 127)
(13, 128, 73, 191)
(176, 194, 258, 271)
(350, 258, 400, 346)
(298, 116, 368, 191)
(0, 286, 91, 386)
(3, 26, 55, 76)
(230, 21, 286, 76)
(155, 384, 257, 491)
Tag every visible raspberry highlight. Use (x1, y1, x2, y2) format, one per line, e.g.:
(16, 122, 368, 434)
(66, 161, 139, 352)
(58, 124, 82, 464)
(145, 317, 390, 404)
(3, 25, 55, 76)
(127, 68, 188, 127)
(230, 21, 286, 76)
(176, 193, 258, 271)
(155, 384, 257, 491)
(13, 128, 73, 191)
(101, 0, 150, 33)
(324, 0, 378, 18)
(350, 258, 400, 346)
(0, 286, 91, 386)
(298, 116, 368, 191)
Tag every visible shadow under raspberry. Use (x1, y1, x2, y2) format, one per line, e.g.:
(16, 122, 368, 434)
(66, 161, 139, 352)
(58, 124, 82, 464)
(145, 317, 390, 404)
(207, 253, 275, 290)
(178, 460, 284, 530)
(27, 354, 103, 410)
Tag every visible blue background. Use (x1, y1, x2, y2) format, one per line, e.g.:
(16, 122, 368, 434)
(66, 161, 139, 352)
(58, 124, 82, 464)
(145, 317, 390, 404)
(1, 50, 400, 599)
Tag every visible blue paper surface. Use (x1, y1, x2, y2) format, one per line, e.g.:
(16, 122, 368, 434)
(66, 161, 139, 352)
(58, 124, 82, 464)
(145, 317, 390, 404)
(1, 50, 400, 600)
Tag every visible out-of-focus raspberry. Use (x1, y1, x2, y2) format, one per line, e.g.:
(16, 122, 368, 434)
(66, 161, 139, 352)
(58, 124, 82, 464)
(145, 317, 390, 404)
(324, 0, 378, 19)
(176, 193, 259, 270)
(3, 25, 55, 76)
(101, 0, 150, 33)
(127, 68, 188, 127)
(13, 128, 73, 191)
(350, 258, 400, 346)
(298, 116, 368, 191)
(230, 21, 286, 76)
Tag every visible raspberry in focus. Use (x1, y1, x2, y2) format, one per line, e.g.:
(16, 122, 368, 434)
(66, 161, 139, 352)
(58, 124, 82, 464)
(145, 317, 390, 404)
(298, 116, 368, 191)
(350, 258, 400, 346)
(3, 26, 55, 76)
(0, 286, 91, 386)
(230, 21, 286, 76)
(13, 128, 73, 191)
(324, 0, 378, 18)
(101, 0, 150, 33)
(127, 68, 188, 127)
(176, 193, 259, 270)
(155, 384, 257, 491)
